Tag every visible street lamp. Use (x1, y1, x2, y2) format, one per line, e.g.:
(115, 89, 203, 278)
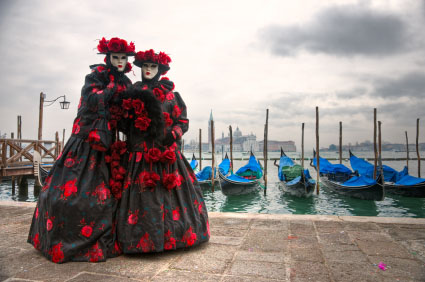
(38, 92, 70, 141)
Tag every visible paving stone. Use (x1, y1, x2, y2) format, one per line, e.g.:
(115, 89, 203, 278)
(250, 219, 289, 231)
(327, 261, 383, 282)
(67, 272, 139, 282)
(210, 227, 247, 237)
(209, 236, 244, 246)
(170, 244, 236, 274)
(0, 249, 46, 277)
(314, 220, 344, 233)
(228, 260, 286, 279)
(287, 235, 319, 250)
(289, 261, 331, 282)
(388, 228, 425, 241)
(234, 250, 286, 263)
(343, 222, 380, 231)
(152, 269, 221, 281)
(322, 250, 369, 263)
(241, 229, 289, 252)
(319, 242, 360, 252)
(368, 256, 425, 281)
(399, 240, 425, 263)
(356, 240, 414, 258)
(290, 222, 315, 236)
(318, 231, 354, 245)
(347, 231, 393, 242)
(13, 260, 90, 282)
(222, 275, 284, 282)
(290, 247, 324, 262)
(209, 217, 251, 230)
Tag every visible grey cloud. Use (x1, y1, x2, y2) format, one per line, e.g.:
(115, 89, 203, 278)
(260, 5, 408, 57)
(371, 72, 425, 98)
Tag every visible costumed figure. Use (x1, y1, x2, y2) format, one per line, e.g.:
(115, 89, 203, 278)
(116, 49, 210, 253)
(27, 37, 135, 263)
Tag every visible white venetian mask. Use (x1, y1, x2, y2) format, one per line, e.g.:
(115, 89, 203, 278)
(110, 53, 128, 72)
(142, 63, 159, 80)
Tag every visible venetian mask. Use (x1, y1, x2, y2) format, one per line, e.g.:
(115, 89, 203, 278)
(110, 53, 128, 72)
(142, 63, 159, 79)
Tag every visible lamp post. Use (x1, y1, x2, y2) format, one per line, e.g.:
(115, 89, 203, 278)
(38, 92, 70, 141)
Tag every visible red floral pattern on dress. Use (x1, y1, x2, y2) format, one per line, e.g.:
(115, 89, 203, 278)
(60, 179, 78, 200)
(32, 233, 41, 250)
(172, 105, 181, 118)
(81, 225, 93, 238)
(164, 230, 176, 250)
(42, 175, 52, 192)
(127, 209, 139, 225)
(138, 171, 160, 188)
(145, 147, 161, 163)
(160, 149, 176, 165)
(136, 232, 155, 252)
(172, 207, 180, 220)
(92, 182, 111, 205)
(72, 118, 81, 134)
(163, 112, 173, 127)
(86, 242, 104, 262)
(49, 242, 65, 263)
(162, 171, 182, 190)
(135, 116, 151, 131)
(182, 227, 197, 247)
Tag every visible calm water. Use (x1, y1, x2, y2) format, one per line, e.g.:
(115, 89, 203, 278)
(1, 151, 424, 218)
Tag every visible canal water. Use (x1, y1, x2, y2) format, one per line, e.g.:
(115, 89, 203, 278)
(1, 151, 424, 218)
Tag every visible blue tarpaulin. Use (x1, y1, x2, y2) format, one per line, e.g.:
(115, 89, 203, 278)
(190, 158, 198, 171)
(226, 174, 256, 183)
(196, 166, 212, 181)
(235, 154, 263, 179)
(312, 156, 352, 175)
(278, 155, 294, 181)
(349, 154, 408, 182)
(395, 174, 425, 185)
(341, 175, 377, 187)
(219, 158, 231, 175)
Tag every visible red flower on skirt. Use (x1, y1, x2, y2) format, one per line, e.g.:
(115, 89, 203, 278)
(160, 149, 176, 164)
(33, 233, 40, 250)
(61, 179, 78, 199)
(93, 182, 111, 205)
(136, 232, 155, 252)
(182, 227, 197, 247)
(135, 152, 143, 162)
(42, 175, 52, 192)
(49, 242, 64, 263)
(164, 230, 176, 250)
(81, 225, 93, 238)
(127, 209, 139, 225)
(135, 116, 151, 131)
(64, 157, 76, 168)
(131, 99, 145, 115)
(86, 242, 104, 262)
(139, 171, 160, 187)
(145, 147, 161, 163)
(172, 207, 180, 220)
(46, 218, 53, 231)
(163, 112, 173, 127)
(163, 171, 181, 190)
(88, 129, 101, 142)
(72, 118, 81, 134)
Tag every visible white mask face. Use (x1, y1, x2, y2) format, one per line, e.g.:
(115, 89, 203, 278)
(110, 53, 128, 72)
(142, 63, 159, 79)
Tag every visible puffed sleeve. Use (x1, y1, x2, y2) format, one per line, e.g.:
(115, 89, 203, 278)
(80, 68, 116, 114)
(164, 91, 189, 145)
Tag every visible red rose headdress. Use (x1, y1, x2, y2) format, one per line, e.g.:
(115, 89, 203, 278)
(133, 49, 171, 74)
(97, 37, 136, 56)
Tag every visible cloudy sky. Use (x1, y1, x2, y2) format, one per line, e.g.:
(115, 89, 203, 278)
(1, 0, 424, 150)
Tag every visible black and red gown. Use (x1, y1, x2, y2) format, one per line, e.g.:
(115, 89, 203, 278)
(27, 64, 131, 263)
(116, 78, 210, 253)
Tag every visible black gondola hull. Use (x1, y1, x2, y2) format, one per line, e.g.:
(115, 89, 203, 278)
(385, 182, 425, 197)
(320, 176, 384, 201)
(219, 171, 260, 196)
(280, 180, 315, 197)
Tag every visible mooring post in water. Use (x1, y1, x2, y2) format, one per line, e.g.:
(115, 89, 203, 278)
(11, 132, 16, 190)
(182, 139, 185, 154)
(199, 129, 202, 170)
(17, 115, 22, 161)
(264, 109, 269, 193)
(211, 120, 215, 192)
(301, 123, 305, 169)
(417, 118, 421, 178)
(405, 131, 409, 171)
(316, 106, 320, 195)
(339, 121, 342, 164)
(378, 121, 385, 199)
(373, 108, 378, 179)
(229, 125, 233, 173)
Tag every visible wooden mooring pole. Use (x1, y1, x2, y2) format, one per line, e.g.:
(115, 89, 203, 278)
(405, 131, 409, 171)
(264, 109, 269, 194)
(316, 106, 320, 195)
(339, 121, 342, 164)
(10, 132, 15, 193)
(199, 129, 202, 170)
(373, 108, 378, 179)
(378, 121, 385, 199)
(417, 118, 421, 178)
(211, 120, 215, 192)
(229, 125, 233, 173)
(301, 123, 305, 169)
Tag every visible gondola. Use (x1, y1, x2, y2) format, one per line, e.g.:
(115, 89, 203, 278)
(33, 150, 49, 186)
(311, 150, 384, 201)
(195, 154, 231, 187)
(349, 151, 425, 197)
(275, 149, 315, 197)
(219, 152, 263, 196)
(190, 154, 200, 173)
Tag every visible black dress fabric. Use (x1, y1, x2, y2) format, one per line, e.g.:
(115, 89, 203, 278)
(27, 64, 132, 263)
(116, 78, 210, 253)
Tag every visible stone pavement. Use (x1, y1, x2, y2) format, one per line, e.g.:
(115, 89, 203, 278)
(0, 201, 424, 282)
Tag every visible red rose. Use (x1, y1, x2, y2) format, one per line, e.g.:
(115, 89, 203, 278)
(145, 148, 161, 163)
(132, 99, 145, 115)
(135, 116, 151, 131)
(50, 242, 64, 263)
(163, 172, 181, 190)
(161, 149, 176, 164)
(128, 214, 138, 225)
(64, 157, 75, 168)
(63, 179, 78, 198)
(118, 166, 126, 175)
(126, 42, 135, 53)
(97, 37, 108, 53)
(111, 141, 127, 154)
(105, 155, 111, 163)
(72, 118, 80, 134)
(88, 129, 101, 142)
(164, 237, 176, 250)
(46, 218, 53, 231)
(172, 208, 180, 220)
(81, 225, 93, 238)
(182, 227, 197, 247)
(139, 171, 160, 187)
(172, 105, 182, 118)
(166, 92, 175, 100)
(163, 112, 173, 127)
(153, 88, 165, 102)
(107, 37, 123, 52)
(125, 62, 132, 73)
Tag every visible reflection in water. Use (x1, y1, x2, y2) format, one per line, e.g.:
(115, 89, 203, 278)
(383, 194, 425, 218)
(283, 193, 316, 215)
(221, 191, 262, 213)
